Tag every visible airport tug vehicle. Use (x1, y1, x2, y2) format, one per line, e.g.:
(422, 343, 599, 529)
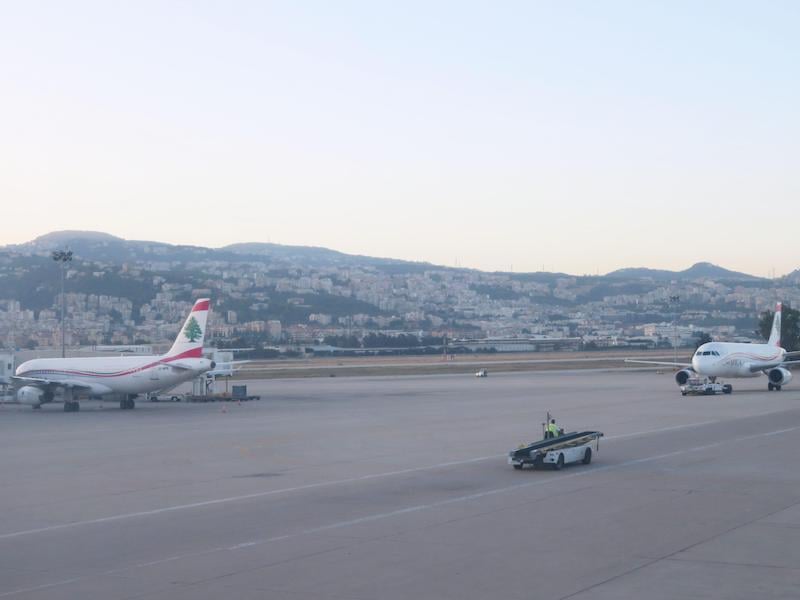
(508, 413, 603, 471)
(680, 377, 733, 396)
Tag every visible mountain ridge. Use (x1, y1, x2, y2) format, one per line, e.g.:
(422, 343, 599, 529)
(5, 231, 771, 281)
(606, 261, 764, 281)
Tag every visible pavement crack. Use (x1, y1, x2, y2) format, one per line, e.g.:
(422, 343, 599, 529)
(664, 556, 800, 570)
(555, 497, 800, 600)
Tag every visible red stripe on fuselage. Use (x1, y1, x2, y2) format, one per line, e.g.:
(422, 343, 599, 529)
(172, 347, 202, 359)
(18, 348, 203, 379)
(725, 351, 782, 362)
(192, 300, 210, 312)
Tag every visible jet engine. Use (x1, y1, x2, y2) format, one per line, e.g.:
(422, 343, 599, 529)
(17, 386, 45, 406)
(675, 369, 695, 385)
(768, 367, 792, 386)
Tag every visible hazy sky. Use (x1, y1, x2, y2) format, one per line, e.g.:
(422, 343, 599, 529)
(2, 1, 798, 276)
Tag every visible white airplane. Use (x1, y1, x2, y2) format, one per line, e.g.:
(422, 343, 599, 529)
(627, 302, 800, 392)
(205, 360, 249, 379)
(12, 299, 216, 411)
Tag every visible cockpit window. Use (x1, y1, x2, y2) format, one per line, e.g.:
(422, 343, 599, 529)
(702, 351, 711, 355)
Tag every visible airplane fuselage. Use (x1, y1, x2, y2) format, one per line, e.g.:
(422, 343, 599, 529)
(16, 354, 213, 396)
(691, 342, 786, 379)
(12, 297, 214, 411)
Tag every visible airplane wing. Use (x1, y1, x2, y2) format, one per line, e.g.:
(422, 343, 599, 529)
(749, 362, 779, 373)
(11, 376, 111, 395)
(167, 362, 196, 371)
(624, 359, 692, 368)
(783, 351, 800, 360)
(11, 375, 92, 389)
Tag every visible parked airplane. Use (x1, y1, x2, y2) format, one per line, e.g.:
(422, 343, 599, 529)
(205, 359, 249, 379)
(200, 349, 250, 379)
(12, 299, 215, 411)
(627, 303, 800, 392)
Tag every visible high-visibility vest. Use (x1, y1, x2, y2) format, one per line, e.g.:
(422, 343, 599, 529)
(548, 423, 559, 435)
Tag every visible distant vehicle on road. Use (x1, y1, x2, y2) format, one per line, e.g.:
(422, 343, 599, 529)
(148, 393, 184, 402)
(475, 369, 488, 377)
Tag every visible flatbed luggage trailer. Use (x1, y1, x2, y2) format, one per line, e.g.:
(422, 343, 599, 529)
(508, 431, 603, 471)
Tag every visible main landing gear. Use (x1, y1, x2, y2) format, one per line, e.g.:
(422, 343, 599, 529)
(768, 383, 782, 392)
(120, 396, 136, 410)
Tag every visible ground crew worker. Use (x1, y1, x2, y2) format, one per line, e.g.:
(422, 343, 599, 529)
(546, 418, 559, 438)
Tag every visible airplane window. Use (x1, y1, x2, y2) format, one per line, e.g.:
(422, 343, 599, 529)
(702, 351, 711, 355)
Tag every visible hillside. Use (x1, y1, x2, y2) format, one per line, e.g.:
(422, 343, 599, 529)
(606, 262, 764, 282)
(6, 232, 772, 281)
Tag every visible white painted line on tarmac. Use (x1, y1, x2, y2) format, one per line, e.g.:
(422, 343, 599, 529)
(606, 418, 724, 441)
(0, 455, 499, 541)
(246, 424, 800, 541)
(3, 422, 799, 599)
(0, 417, 775, 541)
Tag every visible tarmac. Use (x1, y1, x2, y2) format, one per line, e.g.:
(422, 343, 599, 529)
(2, 369, 800, 599)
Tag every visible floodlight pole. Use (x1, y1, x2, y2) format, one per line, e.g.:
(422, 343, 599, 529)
(52, 249, 73, 358)
(674, 323, 678, 366)
(670, 295, 681, 366)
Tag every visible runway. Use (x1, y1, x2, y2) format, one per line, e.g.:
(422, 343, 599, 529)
(2, 370, 800, 599)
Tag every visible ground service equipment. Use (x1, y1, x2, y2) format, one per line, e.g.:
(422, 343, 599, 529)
(508, 431, 603, 471)
(680, 377, 733, 396)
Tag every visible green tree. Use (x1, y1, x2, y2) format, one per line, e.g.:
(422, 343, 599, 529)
(758, 304, 800, 351)
(183, 316, 203, 342)
(694, 332, 713, 349)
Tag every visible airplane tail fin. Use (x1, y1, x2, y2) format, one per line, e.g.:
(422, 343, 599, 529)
(768, 302, 782, 347)
(166, 299, 210, 358)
